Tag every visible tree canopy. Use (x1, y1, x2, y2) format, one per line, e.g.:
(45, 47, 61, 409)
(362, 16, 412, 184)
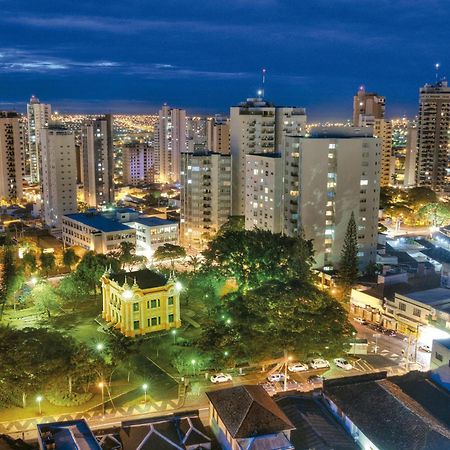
(202, 228, 314, 292)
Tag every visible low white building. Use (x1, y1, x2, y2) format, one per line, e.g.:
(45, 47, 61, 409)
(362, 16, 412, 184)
(62, 208, 178, 257)
(126, 216, 178, 260)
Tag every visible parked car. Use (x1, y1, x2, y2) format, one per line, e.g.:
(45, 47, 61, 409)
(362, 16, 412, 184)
(288, 362, 309, 372)
(419, 344, 432, 353)
(383, 329, 397, 337)
(309, 358, 330, 370)
(334, 358, 353, 370)
(308, 375, 324, 386)
(267, 373, 287, 382)
(210, 373, 233, 383)
(353, 317, 367, 325)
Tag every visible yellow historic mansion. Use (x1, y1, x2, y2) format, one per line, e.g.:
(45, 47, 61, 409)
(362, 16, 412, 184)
(101, 268, 181, 337)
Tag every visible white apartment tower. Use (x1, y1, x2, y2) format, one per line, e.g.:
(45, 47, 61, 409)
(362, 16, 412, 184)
(207, 116, 230, 155)
(0, 112, 25, 202)
(122, 142, 154, 186)
(230, 97, 306, 216)
(416, 81, 450, 191)
(404, 126, 418, 187)
(27, 95, 51, 184)
(41, 123, 77, 229)
(156, 105, 186, 183)
(180, 151, 231, 248)
(245, 153, 283, 233)
(284, 128, 381, 270)
(80, 115, 114, 207)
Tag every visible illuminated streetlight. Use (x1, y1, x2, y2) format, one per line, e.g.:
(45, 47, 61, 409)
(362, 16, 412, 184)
(36, 395, 43, 415)
(191, 359, 196, 376)
(226, 318, 231, 325)
(224, 351, 229, 357)
(30, 276, 38, 286)
(96, 343, 105, 352)
(175, 281, 183, 292)
(171, 329, 177, 345)
(142, 383, 148, 403)
(98, 382, 105, 414)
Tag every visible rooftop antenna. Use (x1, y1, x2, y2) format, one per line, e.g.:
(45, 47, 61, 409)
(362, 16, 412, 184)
(435, 63, 440, 83)
(261, 68, 266, 97)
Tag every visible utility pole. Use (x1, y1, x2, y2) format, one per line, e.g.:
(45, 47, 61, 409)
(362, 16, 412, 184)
(283, 350, 288, 392)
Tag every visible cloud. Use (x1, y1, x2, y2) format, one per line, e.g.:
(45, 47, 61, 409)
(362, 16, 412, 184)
(0, 48, 120, 73)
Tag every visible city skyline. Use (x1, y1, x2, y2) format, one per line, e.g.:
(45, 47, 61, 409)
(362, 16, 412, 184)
(1, 0, 449, 119)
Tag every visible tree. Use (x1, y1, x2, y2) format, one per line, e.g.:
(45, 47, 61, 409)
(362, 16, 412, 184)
(337, 212, 359, 295)
(30, 282, 59, 318)
(197, 280, 352, 364)
(407, 187, 437, 210)
(185, 254, 202, 274)
(203, 229, 314, 292)
(117, 241, 136, 269)
(63, 248, 79, 271)
(418, 202, 450, 227)
(40, 252, 56, 276)
(22, 250, 37, 273)
(154, 243, 187, 271)
(218, 216, 245, 234)
(0, 327, 71, 408)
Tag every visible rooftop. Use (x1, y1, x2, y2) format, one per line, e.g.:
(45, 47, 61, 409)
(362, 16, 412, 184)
(130, 217, 177, 228)
(324, 373, 450, 450)
(37, 420, 102, 450)
(110, 269, 168, 289)
(276, 394, 359, 450)
(64, 212, 132, 233)
(308, 126, 375, 139)
(206, 385, 293, 439)
(401, 287, 450, 313)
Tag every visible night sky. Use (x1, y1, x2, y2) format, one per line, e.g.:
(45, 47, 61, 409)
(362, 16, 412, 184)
(0, 0, 448, 119)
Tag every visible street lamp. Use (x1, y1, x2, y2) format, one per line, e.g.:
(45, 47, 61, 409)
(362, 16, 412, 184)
(123, 289, 133, 300)
(30, 276, 38, 286)
(226, 318, 231, 325)
(352, 332, 357, 357)
(171, 329, 177, 345)
(142, 383, 148, 403)
(224, 351, 229, 357)
(36, 395, 43, 415)
(175, 281, 182, 292)
(98, 382, 105, 415)
(96, 343, 105, 352)
(191, 359, 196, 376)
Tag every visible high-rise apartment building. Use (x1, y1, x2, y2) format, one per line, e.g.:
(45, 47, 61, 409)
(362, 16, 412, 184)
(155, 105, 186, 183)
(27, 96, 51, 184)
(353, 87, 385, 127)
(245, 153, 283, 233)
(404, 126, 418, 187)
(230, 97, 306, 216)
(207, 116, 230, 155)
(41, 123, 77, 230)
(186, 116, 208, 152)
(283, 128, 381, 270)
(416, 81, 450, 191)
(373, 119, 393, 186)
(180, 151, 231, 248)
(122, 142, 154, 186)
(0, 112, 25, 202)
(80, 115, 114, 207)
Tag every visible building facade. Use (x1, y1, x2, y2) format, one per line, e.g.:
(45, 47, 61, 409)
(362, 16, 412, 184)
(284, 128, 381, 270)
(0, 112, 24, 202)
(230, 97, 306, 216)
(101, 269, 181, 337)
(155, 105, 186, 183)
(180, 151, 231, 248)
(80, 115, 114, 207)
(404, 126, 418, 187)
(245, 153, 283, 233)
(122, 142, 154, 185)
(207, 115, 230, 155)
(353, 86, 385, 127)
(41, 123, 77, 230)
(373, 119, 393, 186)
(416, 81, 450, 191)
(27, 96, 51, 184)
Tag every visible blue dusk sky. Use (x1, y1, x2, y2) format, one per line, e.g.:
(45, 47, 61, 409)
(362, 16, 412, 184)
(0, 0, 448, 119)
